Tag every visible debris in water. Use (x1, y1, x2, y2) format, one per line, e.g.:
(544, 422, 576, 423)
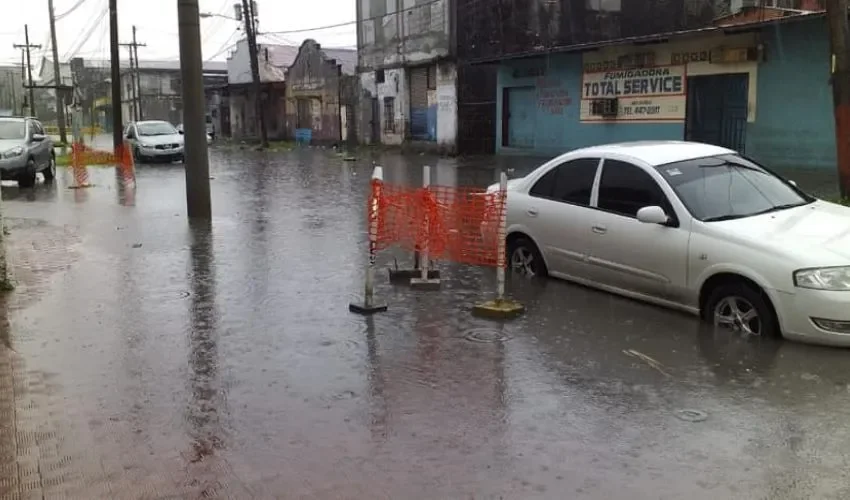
(623, 349, 671, 377)
(675, 409, 708, 422)
(132, 243, 142, 248)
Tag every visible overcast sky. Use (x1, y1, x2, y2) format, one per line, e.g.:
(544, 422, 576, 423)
(0, 0, 357, 69)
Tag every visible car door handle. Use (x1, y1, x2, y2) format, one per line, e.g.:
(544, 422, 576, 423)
(527, 208, 539, 217)
(592, 225, 607, 234)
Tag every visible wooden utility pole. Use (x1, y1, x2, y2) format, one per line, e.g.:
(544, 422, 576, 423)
(177, 0, 212, 218)
(47, 0, 68, 144)
(120, 28, 146, 122)
(241, 0, 268, 147)
(108, 0, 123, 150)
(13, 25, 41, 117)
(826, 0, 850, 197)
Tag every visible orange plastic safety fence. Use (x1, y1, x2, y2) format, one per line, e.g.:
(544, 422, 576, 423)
(371, 179, 506, 267)
(70, 142, 135, 184)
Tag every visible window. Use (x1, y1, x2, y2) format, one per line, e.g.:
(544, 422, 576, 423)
(597, 160, 667, 218)
(657, 154, 813, 222)
(383, 96, 395, 133)
(376, 69, 385, 83)
(529, 158, 600, 206)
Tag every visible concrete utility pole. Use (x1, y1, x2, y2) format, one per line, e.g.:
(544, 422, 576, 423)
(108, 0, 123, 150)
(241, 0, 268, 147)
(133, 26, 144, 120)
(14, 25, 41, 118)
(120, 28, 146, 122)
(826, 0, 850, 197)
(47, 0, 68, 144)
(177, 0, 212, 218)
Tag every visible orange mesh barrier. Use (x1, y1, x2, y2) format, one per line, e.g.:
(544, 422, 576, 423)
(371, 179, 506, 267)
(70, 142, 135, 186)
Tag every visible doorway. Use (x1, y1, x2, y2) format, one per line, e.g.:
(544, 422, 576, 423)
(685, 74, 749, 152)
(502, 86, 535, 148)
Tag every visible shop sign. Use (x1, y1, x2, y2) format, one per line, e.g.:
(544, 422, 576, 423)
(580, 65, 687, 122)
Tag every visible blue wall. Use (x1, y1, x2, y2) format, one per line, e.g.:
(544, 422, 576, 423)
(496, 53, 683, 156)
(747, 18, 835, 170)
(497, 19, 838, 171)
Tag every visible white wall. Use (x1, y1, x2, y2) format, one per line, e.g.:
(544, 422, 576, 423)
(360, 68, 408, 145)
(435, 62, 457, 151)
(226, 39, 287, 84)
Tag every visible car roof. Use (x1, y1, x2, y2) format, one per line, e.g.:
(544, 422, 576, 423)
(571, 141, 735, 167)
(135, 120, 171, 125)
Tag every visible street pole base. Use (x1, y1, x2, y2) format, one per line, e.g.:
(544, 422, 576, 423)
(472, 299, 525, 320)
(409, 278, 442, 290)
(349, 302, 388, 315)
(388, 268, 440, 284)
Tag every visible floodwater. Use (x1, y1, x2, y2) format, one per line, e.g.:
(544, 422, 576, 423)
(0, 146, 848, 499)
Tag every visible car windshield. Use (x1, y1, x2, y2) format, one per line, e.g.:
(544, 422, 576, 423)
(137, 122, 177, 136)
(656, 154, 814, 222)
(0, 120, 26, 140)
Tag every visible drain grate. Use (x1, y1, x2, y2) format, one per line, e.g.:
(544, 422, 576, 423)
(463, 328, 509, 343)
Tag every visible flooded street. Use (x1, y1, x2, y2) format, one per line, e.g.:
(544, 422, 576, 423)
(0, 146, 848, 499)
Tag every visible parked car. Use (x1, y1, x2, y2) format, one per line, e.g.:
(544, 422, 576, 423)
(0, 116, 56, 187)
(489, 140, 850, 347)
(124, 120, 184, 163)
(176, 124, 212, 145)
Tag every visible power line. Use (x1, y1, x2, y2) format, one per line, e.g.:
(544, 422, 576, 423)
(55, 0, 90, 20)
(205, 29, 240, 61)
(262, 0, 442, 36)
(63, 5, 107, 60)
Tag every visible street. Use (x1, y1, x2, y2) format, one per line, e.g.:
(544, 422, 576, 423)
(0, 146, 848, 499)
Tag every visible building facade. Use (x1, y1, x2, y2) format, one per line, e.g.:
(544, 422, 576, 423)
(356, 0, 458, 153)
(0, 66, 24, 116)
(492, 8, 833, 170)
(226, 40, 298, 141)
(283, 40, 357, 144)
(118, 60, 227, 126)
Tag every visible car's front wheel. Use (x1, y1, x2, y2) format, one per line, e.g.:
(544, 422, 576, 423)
(704, 282, 779, 338)
(507, 236, 548, 278)
(43, 154, 56, 182)
(133, 147, 145, 164)
(17, 159, 37, 188)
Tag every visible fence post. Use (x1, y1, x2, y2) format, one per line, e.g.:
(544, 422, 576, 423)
(410, 165, 442, 290)
(349, 166, 388, 315)
(473, 170, 524, 319)
(387, 165, 440, 284)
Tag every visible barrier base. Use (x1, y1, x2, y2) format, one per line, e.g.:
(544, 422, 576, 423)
(410, 277, 442, 290)
(349, 301, 388, 315)
(472, 299, 525, 320)
(388, 268, 440, 284)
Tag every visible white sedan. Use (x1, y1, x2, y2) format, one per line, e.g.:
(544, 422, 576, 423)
(491, 141, 850, 347)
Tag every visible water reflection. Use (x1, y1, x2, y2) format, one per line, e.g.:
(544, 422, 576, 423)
(363, 316, 387, 440)
(185, 221, 224, 462)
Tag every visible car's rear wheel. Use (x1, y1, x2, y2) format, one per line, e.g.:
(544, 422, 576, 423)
(17, 159, 37, 188)
(704, 282, 779, 338)
(43, 154, 56, 182)
(507, 236, 548, 278)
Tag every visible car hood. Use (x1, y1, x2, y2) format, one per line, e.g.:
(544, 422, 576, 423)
(707, 200, 850, 263)
(486, 177, 526, 193)
(137, 134, 183, 146)
(0, 139, 24, 152)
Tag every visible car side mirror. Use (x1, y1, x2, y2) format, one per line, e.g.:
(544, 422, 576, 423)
(636, 206, 669, 225)
(178, 130, 184, 134)
(31, 133, 45, 142)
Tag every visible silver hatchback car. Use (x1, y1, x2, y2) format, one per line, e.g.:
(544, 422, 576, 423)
(0, 116, 56, 187)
